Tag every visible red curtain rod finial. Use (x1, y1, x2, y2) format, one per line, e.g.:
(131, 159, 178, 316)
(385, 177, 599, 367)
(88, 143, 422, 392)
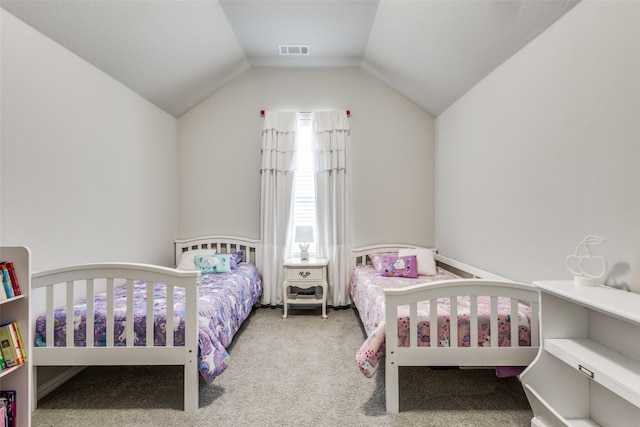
(346, 110, 351, 117)
(260, 109, 265, 117)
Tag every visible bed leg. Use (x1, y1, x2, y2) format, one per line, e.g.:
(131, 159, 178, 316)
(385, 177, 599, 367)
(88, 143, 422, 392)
(184, 358, 199, 412)
(385, 357, 400, 413)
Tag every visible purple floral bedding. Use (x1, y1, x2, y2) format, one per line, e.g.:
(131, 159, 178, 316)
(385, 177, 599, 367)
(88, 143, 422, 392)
(34, 262, 262, 384)
(350, 266, 532, 378)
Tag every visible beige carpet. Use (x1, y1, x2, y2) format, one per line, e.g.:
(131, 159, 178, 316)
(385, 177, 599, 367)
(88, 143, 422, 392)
(32, 307, 533, 426)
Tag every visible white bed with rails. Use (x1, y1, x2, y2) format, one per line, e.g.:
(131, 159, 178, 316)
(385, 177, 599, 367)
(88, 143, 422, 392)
(350, 244, 540, 413)
(31, 235, 262, 412)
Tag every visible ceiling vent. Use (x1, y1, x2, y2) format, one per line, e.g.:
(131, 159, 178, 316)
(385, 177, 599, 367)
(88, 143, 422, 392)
(278, 44, 310, 56)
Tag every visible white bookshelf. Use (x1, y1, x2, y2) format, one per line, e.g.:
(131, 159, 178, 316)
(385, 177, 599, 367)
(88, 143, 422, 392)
(0, 247, 31, 426)
(521, 281, 640, 427)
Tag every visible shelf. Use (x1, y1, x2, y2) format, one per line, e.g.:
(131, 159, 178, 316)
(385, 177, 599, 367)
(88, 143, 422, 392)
(0, 363, 25, 379)
(0, 294, 25, 306)
(545, 338, 640, 408)
(533, 281, 640, 326)
(525, 384, 601, 427)
(524, 281, 640, 427)
(566, 419, 600, 427)
(286, 293, 323, 304)
(0, 246, 31, 426)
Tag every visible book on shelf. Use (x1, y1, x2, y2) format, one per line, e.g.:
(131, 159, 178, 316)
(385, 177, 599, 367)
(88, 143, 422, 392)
(0, 390, 16, 427)
(0, 323, 24, 368)
(0, 265, 14, 300)
(10, 323, 26, 364)
(0, 343, 5, 370)
(0, 261, 22, 301)
(0, 262, 21, 300)
(3, 262, 21, 297)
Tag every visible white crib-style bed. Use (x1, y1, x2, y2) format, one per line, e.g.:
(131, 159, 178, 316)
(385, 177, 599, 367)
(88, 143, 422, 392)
(31, 235, 261, 412)
(350, 244, 540, 413)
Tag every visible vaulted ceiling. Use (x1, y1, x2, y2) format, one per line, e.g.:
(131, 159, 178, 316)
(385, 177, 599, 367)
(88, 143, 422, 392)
(1, 0, 578, 118)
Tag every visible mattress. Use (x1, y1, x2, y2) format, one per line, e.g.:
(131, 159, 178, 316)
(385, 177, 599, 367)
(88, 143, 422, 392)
(350, 265, 532, 378)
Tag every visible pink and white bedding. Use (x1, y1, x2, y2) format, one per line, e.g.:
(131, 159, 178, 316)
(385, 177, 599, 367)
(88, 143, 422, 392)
(350, 265, 532, 378)
(34, 262, 262, 384)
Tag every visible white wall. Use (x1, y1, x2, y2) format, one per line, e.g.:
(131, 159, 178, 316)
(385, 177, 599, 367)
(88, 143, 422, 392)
(435, 1, 640, 290)
(0, 10, 179, 271)
(178, 68, 435, 248)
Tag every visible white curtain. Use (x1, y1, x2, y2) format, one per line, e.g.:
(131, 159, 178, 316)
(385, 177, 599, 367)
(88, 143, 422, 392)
(259, 111, 298, 306)
(312, 111, 352, 307)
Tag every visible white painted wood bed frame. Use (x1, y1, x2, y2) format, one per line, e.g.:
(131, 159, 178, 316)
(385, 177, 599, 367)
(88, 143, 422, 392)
(31, 235, 260, 412)
(351, 244, 540, 413)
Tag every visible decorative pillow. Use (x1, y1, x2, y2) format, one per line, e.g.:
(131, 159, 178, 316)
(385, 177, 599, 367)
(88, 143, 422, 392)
(379, 255, 418, 278)
(230, 250, 244, 269)
(176, 249, 216, 270)
(370, 252, 398, 272)
(398, 247, 437, 276)
(194, 254, 231, 274)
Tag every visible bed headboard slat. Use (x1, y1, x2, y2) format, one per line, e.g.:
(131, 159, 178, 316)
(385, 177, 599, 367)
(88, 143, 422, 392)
(350, 244, 510, 281)
(351, 244, 436, 269)
(175, 236, 261, 266)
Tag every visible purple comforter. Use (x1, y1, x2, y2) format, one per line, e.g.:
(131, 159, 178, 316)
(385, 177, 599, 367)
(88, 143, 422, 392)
(34, 262, 262, 384)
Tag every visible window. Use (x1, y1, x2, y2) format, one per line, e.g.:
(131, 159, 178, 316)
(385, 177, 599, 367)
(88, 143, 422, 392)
(291, 113, 316, 258)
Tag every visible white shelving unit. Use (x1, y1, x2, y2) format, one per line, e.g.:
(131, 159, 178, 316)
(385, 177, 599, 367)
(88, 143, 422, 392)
(0, 247, 31, 426)
(520, 280, 640, 427)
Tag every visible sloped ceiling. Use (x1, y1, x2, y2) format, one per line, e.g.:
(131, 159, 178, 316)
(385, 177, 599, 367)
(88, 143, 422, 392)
(1, 0, 578, 118)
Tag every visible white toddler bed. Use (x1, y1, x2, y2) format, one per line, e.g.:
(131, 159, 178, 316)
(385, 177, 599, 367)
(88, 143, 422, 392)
(350, 244, 540, 413)
(31, 235, 261, 412)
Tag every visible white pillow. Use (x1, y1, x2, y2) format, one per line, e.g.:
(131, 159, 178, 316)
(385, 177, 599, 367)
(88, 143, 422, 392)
(398, 248, 436, 276)
(176, 249, 216, 270)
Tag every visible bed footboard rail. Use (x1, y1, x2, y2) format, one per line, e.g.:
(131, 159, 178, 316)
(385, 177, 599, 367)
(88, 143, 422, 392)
(384, 279, 540, 413)
(31, 262, 201, 411)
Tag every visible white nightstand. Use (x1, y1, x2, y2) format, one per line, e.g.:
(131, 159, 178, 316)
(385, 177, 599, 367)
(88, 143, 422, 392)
(282, 258, 328, 319)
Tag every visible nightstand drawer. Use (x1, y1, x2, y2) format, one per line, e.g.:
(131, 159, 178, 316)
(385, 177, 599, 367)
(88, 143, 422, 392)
(286, 267, 323, 281)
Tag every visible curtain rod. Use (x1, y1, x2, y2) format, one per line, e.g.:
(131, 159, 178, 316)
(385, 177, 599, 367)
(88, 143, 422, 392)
(260, 109, 351, 117)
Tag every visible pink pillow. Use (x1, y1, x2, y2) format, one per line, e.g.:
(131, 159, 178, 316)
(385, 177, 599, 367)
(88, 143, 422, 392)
(379, 255, 418, 278)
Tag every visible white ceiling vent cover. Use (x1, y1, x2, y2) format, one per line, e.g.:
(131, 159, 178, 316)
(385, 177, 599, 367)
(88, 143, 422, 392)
(278, 44, 310, 56)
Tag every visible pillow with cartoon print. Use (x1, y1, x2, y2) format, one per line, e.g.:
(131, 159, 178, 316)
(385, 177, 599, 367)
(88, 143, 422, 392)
(194, 254, 231, 274)
(379, 255, 418, 278)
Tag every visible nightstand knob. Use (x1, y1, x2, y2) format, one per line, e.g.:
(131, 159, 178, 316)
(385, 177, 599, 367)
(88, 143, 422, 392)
(299, 271, 311, 278)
